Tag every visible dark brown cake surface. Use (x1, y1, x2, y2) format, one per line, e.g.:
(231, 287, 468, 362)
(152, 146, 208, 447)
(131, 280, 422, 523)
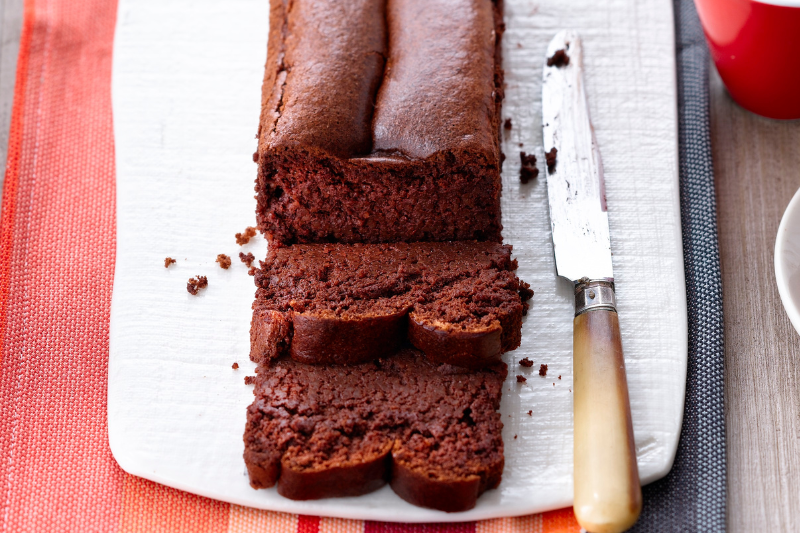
(256, 0, 504, 245)
(372, 0, 502, 160)
(260, 0, 386, 158)
(243, 349, 507, 511)
(249, 241, 532, 367)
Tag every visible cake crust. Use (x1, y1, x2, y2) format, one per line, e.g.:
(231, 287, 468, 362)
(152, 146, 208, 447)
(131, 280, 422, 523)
(289, 310, 409, 365)
(256, 0, 505, 245)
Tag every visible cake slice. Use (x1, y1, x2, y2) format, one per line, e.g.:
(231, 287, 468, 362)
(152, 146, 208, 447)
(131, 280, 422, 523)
(243, 349, 507, 512)
(255, 0, 504, 245)
(249, 241, 532, 369)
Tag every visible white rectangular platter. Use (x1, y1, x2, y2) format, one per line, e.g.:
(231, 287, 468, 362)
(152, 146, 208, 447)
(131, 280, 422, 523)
(109, 0, 686, 523)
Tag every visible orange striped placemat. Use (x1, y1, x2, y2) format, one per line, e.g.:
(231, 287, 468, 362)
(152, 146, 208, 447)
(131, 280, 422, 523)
(0, 0, 581, 530)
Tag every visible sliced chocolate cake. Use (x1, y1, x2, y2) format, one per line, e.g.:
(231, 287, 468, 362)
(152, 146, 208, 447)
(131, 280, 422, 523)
(243, 349, 507, 512)
(244, 0, 521, 512)
(249, 241, 532, 369)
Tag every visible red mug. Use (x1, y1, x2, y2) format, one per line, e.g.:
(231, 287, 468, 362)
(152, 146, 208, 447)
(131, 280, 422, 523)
(694, 0, 800, 120)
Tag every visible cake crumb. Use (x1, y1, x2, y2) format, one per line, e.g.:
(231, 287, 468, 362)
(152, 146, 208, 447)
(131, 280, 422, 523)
(539, 364, 548, 377)
(517, 42, 522, 48)
(232, 362, 239, 370)
(216, 254, 232, 269)
(187, 275, 208, 295)
(248, 266, 257, 276)
(520, 151, 539, 183)
(514, 435, 517, 439)
(547, 48, 570, 68)
(164, 257, 176, 268)
(546, 147, 558, 172)
(252, 151, 258, 163)
(519, 282, 534, 315)
(504, 118, 512, 130)
(558, 375, 562, 380)
(519, 357, 534, 368)
(516, 375, 527, 383)
(527, 410, 533, 416)
(239, 252, 255, 267)
(244, 376, 255, 385)
(235, 226, 258, 245)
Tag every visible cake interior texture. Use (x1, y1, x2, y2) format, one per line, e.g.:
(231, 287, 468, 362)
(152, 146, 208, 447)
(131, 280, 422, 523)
(250, 241, 532, 368)
(256, 0, 505, 245)
(243, 349, 507, 512)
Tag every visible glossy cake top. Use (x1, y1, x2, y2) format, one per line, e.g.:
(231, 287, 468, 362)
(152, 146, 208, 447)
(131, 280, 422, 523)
(259, 0, 503, 161)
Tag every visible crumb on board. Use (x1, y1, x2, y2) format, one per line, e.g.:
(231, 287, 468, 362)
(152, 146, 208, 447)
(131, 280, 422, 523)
(547, 48, 570, 68)
(187, 275, 208, 295)
(546, 147, 558, 172)
(232, 362, 239, 370)
(539, 364, 548, 377)
(164, 257, 176, 268)
(514, 435, 517, 439)
(216, 254, 232, 269)
(504, 118, 512, 130)
(527, 410, 533, 416)
(520, 151, 539, 184)
(252, 151, 258, 163)
(239, 252, 255, 267)
(516, 42, 522, 48)
(235, 226, 258, 245)
(558, 375, 562, 380)
(244, 376, 256, 385)
(519, 357, 534, 368)
(516, 375, 527, 383)
(519, 283, 533, 315)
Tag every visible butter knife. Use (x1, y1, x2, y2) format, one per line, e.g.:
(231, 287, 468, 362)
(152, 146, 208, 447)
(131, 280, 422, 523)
(542, 30, 642, 533)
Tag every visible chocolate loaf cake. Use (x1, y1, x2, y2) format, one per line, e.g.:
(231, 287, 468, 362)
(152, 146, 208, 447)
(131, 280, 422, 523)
(255, 0, 504, 245)
(249, 241, 532, 369)
(243, 349, 507, 512)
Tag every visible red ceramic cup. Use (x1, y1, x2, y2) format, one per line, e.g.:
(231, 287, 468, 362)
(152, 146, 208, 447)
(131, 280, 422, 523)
(694, 0, 800, 120)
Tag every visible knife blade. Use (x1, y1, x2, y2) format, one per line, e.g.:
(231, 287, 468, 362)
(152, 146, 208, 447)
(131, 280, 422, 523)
(542, 30, 642, 533)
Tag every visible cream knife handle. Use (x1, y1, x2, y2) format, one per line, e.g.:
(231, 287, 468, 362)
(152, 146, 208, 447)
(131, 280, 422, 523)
(573, 280, 642, 533)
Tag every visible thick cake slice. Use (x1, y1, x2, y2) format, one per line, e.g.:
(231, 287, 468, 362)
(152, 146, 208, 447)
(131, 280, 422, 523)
(249, 241, 532, 368)
(243, 349, 507, 512)
(256, 0, 504, 245)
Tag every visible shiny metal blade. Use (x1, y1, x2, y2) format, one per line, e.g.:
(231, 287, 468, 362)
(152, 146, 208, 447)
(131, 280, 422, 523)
(542, 31, 613, 283)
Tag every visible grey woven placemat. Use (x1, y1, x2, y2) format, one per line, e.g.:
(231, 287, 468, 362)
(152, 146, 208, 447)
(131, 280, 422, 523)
(629, 0, 727, 531)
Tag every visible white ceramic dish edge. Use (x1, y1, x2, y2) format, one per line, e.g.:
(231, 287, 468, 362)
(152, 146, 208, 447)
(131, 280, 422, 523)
(775, 187, 800, 334)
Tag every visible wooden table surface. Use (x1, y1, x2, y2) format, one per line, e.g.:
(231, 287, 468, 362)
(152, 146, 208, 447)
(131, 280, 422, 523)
(0, 2, 798, 531)
(710, 67, 800, 531)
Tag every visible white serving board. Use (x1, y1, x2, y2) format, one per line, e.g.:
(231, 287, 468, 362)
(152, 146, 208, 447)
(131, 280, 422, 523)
(109, 0, 686, 523)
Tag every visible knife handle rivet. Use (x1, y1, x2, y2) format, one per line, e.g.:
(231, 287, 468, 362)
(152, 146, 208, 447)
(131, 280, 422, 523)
(588, 290, 596, 299)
